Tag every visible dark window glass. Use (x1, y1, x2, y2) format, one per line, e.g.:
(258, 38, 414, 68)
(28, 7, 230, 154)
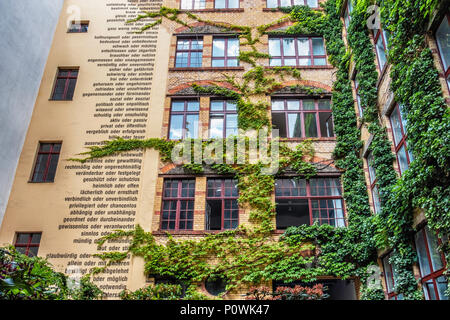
(161, 179, 195, 231)
(206, 179, 239, 230)
(15, 233, 42, 257)
(436, 15, 450, 92)
(52, 69, 78, 100)
(389, 104, 413, 175)
(175, 38, 203, 68)
(32, 143, 61, 183)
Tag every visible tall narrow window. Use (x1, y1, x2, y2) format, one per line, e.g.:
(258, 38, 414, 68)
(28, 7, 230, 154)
(269, 37, 327, 67)
(31, 143, 61, 183)
(267, 0, 318, 8)
(215, 0, 239, 8)
(51, 69, 78, 100)
(275, 178, 345, 229)
(212, 37, 239, 67)
(68, 21, 89, 33)
(389, 104, 413, 175)
(181, 0, 206, 9)
(373, 28, 389, 72)
(354, 73, 363, 117)
(169, 100, 199, 140)
(435, 14, 450, 91)
(343, 0, 353, 30)
(209, 100, 238, 138)
(366, 152, 381, 214)
(175, 38, 203, 68)
(15, 233, 41, 257)
(382, 253, 404, 300)
(161, 179, 195, 230)
(271, 98, 334, 138)
(206, 179, 239, 230)
(414, 226, 448, 300)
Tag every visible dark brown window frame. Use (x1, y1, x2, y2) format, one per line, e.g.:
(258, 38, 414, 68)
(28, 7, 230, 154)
(269, 36, 327, 67)
(175, 37, 204, 68)
(14, 232, 42, 257)
(212, 37, 240, 67)
(435, 13, 450, 93)
(31, 142, 62, 183)
(206, 178, 239, 231)
(51, 68, 79, 100)
(388, 104, 413, 176)
(161, 179, 196, 231)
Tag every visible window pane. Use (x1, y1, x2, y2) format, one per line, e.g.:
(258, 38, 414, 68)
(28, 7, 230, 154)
(169, 115, 183, 139)
(312, 38, 325, 55)
(185, 114, 199, 138)
(181, 0, 191, 9)
(191, 40, 203, 50)
(367, 153, 376, 184)
(302, 100, 315, 110)
(382, 255, 394, 293)
(272, 113, 287, 137)
(45, 154, 60, 182)
(280, 0, 290, 7)
(227, 59, 239, 67)
(437, 276, 449, 300)
(307, 0, 318, 7)
(314, 58, 327, 66)
(288, 114, 302, 138)
(297, 38, 310, 56)
(226, 114, 238, 137)
(227, 39, 239, 57)
(376, 35, 387, 70)
(16, 234, 30, 244)
(172, 101, 185, 111)
(276, 199, 310, 229)
(390, 106, 404, 146)
(270, 58, 282, 66)
(269, 39, 281, 56)
(304, 113, 318, 137)
(177, 39, 190, 50)
(215, 0, 226, 8)
(213, 39, 225, 57)
(283, 38, 296, 56)
(193, 0, 206, 9)
(284, 59, 296, 66)
(298, 58, 311, 66)
(175, 52, 189, 67)
(187, 101, 199, 111)
(424, 280, 437, 300)
(212, 59, 225, 67)
(436, 17, 450, 71)
(190, 52, 203, 67)
(372, 185, 381, 214)
(318, 99, 331, 110)
(226, 101, 237, 111)
(211, 101, 224, 111)
(210, 116, 224, 139)
(228, 0, 239, 8)
(424, 227, 444, 272)
(32, 154, 48, 182)
(267, 0, 278, 8)
(287, 100, 300, 110)
(415, 230, 432, 277)
(272, 100, 284, 110)
(52, 79, 67, 100)
(319, 112, 334, 137)
(397, 144, 409, 174)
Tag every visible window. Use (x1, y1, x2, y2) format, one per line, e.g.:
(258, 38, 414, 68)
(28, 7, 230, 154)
(373, 28, 389, 72)
(366, 152, 381, 214)
(354, 73, 363, 117)
(343, 0, 353, 30)
(181, 0, 206, 9)
(389, 104, 413, 175)
(212, 37, 239, 67)
(275, 178, 345, 229)
(161, 179, 195, 230)
(31, 143, 61, 183)
(206, 179, 239, 230)
(68, 21, 89, 33)
(269, 37, 327, 67)
(205, 276, 227, 296)
(175, 38, 203, 68)
(215, 0, 239, 8)
(14, 233, 41, 257)
(382, 252, 404, 300)
(435, 14, 450, 91)
(271, 98, 334, 138)
(51, 69, 78, 100)
(169, 100, 199, 140)
(414, 226, 448, 300)
(209, 100, 238, 138)
(267, 0, 318, 8)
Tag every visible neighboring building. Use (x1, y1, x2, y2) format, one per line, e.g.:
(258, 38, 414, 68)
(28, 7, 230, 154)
(0, 0, 64, 223)
(0, 0, 448, 300)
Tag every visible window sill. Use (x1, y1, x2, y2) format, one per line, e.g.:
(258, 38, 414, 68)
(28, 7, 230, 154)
(179, 8, 244, 13)
(28, 181, 54, 184)
(262, 7, 322, 12)
(278, 137, 336, 142)
(265, 65, 334, 70)
(376, 64, 390, 88)
(169, 67, 244, 72)
(153, 230, 237, 236)
(49, 99, 73, 101)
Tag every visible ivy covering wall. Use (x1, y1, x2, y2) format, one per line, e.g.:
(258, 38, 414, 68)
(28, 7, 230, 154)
(72, 0, 449, 300)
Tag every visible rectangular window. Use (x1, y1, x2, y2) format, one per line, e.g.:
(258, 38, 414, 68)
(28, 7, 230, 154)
(344, 0, 353, 30)
(51, 68, 78, 100)
(215, 0, 239, 8)
(436, 14, 450, 92)
(212, 37, 240, 67)
(414, 226, 448, 300)
(382, 252, 404, 300)
(267, 0, 318, 8)
(373, 28, 388, 72)
(15, 233, 41, 257)
(269, 37, 326, 67)
(271, 98, 334, 138)
(354, 73, 363, 117)
(161, 179, 195, 231)
(209, 100, 238, 138)
(68, 21, 89, 33)
(175, 38, 203, 68)
(31, 143, 61, 183)
(206, 179, 239, 230)
(169, 100, 200, 140)
(275, 178, 345, 229)
(366, 152, 381, 214)
(181, 0, 206, 9)
(389, 104, 413, 175)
